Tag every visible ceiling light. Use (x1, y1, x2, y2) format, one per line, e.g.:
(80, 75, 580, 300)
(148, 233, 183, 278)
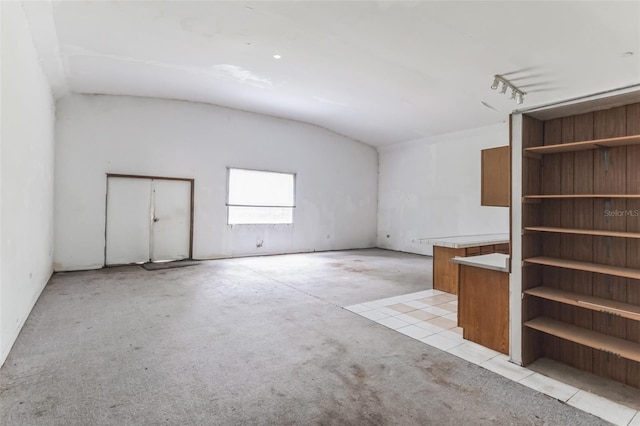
(273, 54, 281, 59)
(490, 74, 526, 105)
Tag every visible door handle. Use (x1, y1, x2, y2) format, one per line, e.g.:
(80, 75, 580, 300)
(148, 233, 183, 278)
(153, 218, 159, 222)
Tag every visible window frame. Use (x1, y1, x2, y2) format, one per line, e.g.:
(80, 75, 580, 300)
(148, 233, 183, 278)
(226, 167, 296, 225)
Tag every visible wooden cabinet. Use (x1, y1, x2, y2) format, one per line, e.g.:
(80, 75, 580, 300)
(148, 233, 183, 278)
(458, 265, 509, 354)
(518, 102, 640, 389)
(433, 243, 508, 294)
(481, 145, 510, 207)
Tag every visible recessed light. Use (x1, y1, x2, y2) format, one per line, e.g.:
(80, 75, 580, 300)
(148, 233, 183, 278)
(273, 54, 282, 59)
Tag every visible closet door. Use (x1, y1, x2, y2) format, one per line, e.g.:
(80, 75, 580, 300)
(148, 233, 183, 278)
(150, 179, 190, 262)
(105, 177, 152, 265)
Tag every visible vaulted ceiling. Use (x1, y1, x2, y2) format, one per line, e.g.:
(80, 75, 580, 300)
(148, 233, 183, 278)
(24, 1, 640, 146)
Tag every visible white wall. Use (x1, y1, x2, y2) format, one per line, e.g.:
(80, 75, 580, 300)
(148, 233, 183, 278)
(1, 2, 55, 365)
(377, 123, 510, 256)
(54, 94, 378, 271)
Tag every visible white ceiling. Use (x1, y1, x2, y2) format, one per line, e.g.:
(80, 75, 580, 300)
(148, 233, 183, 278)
(24, 1, 640, 147)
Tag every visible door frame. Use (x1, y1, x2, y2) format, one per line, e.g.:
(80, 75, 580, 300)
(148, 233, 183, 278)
(104, 173, 195, 265)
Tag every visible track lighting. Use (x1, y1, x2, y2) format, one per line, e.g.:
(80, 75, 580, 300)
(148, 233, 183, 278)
(490, 74, 526, 104)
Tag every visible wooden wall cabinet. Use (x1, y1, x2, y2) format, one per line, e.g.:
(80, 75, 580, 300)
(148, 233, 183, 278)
(518, 102, 640, 389)
(481, 146, 510, 207)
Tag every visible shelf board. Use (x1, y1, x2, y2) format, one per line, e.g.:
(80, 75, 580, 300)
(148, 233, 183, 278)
(525, 317, 640, 362)
(524, 256, 640, 280)
(524, 226, 640, 239)
(523, 194, 640, 200)
(525, 286, 640, 321)
(524, 134, 640, 155)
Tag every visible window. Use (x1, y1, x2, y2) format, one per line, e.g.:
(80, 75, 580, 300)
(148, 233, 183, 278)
(227, 168, 295, 224)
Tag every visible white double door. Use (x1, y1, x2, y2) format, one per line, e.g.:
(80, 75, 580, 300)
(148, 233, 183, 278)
(106, 177, 191, 265)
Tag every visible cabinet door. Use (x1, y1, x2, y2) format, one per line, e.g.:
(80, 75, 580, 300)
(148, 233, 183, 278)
(481, 146, 510, 207)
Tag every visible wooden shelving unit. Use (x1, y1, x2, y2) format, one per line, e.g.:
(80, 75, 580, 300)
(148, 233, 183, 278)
(517, 101, 640, 389)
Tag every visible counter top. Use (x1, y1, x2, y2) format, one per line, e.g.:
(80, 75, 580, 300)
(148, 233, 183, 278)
(451, 253, 510, 273)
(419, 233, 509, 249)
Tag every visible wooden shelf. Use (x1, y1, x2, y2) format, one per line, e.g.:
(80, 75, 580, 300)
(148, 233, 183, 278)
(518, 102, 640, 388)
(523, 194, 640, 200)
(525, 287, 640, 321)
(524, 256, 640, 280)
(524, 134, 640, 155)
(525, 317, 640, 363)
(524, 226, 640, 239)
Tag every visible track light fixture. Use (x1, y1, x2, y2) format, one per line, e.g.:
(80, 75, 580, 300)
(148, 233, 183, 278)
(490, 74, 525, 104)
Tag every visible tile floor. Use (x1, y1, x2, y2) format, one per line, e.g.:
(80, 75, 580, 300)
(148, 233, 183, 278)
(345, 289, 640, 426)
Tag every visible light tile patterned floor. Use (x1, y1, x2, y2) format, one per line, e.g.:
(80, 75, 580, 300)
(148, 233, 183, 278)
(345, 290, 640, 426)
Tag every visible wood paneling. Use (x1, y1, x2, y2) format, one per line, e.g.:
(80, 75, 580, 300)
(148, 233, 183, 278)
(571, 112, 596, 373)
(592, 107, 628, 384)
